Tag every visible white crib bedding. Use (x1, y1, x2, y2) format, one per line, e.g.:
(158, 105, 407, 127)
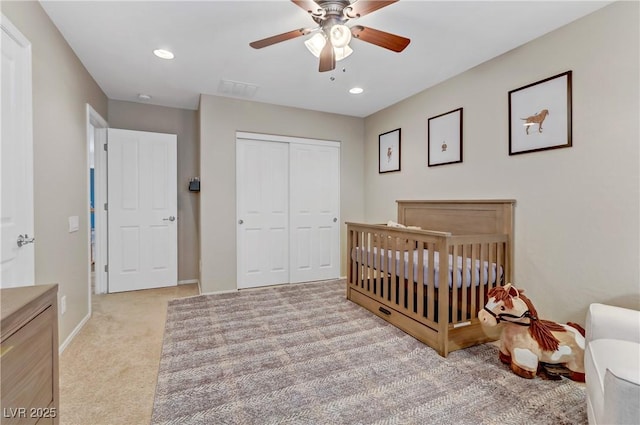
(351, 247, 502, 289)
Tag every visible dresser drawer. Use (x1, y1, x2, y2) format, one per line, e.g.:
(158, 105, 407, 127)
(1, 306, 55, 425)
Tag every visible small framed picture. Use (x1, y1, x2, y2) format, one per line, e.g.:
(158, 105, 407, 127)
(427, 108, 463, 167)
(379, 128, 401, 173)
(509, 71, 572, 155)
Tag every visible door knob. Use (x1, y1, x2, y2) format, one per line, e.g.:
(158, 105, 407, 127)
(238, 219, 244, 225)
(17, 234, 35, 248)
(163, 216, 176, 222)
(333, 217, 338, 223)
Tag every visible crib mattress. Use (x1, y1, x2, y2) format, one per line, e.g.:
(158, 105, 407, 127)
(351, 247, 502, 288)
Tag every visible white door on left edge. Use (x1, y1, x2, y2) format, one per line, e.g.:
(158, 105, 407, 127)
(107, 129, 177, 293)
(1, 16, 34, 288)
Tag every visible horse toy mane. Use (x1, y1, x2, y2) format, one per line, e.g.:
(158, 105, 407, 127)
(486, 286, 567, 352)
(481, 284, 586, 381)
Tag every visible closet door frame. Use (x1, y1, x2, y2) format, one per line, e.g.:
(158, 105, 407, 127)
(235, 132, 341, 289)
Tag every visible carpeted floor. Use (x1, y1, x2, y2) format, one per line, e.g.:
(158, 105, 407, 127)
(59, 283, 199, 425)
(152, 279, 587, 425)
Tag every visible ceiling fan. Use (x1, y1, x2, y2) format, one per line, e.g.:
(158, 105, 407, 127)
(249, 0, 410, 72)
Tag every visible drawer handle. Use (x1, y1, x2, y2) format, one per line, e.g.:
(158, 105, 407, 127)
(378, 307, 391, 316)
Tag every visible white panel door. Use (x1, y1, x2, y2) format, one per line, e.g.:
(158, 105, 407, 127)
(1, 17, 34, 288)
(289, 143, 340, 283)
(236, 140, 289, 289)
(107, 129, 177, 293)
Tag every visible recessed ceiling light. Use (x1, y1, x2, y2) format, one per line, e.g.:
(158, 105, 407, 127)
(349, 87, 364, 94)
(138, 94, 152, 101)
(153, 49, 174, 60)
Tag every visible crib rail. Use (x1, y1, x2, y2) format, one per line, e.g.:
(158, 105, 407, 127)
(346, 223, 510, 331)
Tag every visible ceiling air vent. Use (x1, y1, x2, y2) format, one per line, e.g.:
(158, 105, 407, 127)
(218, 79, 259, 99)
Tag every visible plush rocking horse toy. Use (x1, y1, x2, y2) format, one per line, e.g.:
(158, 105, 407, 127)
(478, 284, 586, 382)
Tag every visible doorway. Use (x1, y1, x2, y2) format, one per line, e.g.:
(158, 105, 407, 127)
(86, 105, 107, 300)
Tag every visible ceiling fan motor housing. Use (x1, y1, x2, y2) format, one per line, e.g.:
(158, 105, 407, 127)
(312, 0, 352, 26)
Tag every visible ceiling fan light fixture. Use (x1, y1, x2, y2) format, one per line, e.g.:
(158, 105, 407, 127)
(304, 33, 326, 58)
(304, 32, 352, 61)
(349, 87, 364, 95)
(334, 45, 353, 61)
(329, 24, 351, 48)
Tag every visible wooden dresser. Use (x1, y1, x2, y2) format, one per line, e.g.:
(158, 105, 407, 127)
(1, 284, 59, 425)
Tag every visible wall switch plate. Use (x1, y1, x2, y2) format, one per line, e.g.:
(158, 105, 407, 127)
(61, 295, 67, 315)
(68, 216, 79, 232)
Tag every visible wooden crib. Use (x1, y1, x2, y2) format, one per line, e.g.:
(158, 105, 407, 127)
(346, 200, 515, 357)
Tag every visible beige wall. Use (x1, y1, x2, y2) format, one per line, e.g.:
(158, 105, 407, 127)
(1, 2, 108, 344)
(363, 2, 639, 324)
(199, 96, 365, 293)
(107, 100, 199, 282)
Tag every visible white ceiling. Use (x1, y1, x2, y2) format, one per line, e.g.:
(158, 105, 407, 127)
(40, 0, 610, 118)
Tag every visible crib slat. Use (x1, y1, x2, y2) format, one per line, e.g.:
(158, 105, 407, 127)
(488, 241, 496, 290)
(376, 232, 388, 305)
(407, 237, 415, 312)
(398, 237, 405, 308)
(451, 244, 459, 323)
(390, 236, 397, 304)
(353, 231, 363, 287)
(496, 242, 502, 286)
(373, 233, 379, 297)
(461, 243, 469, 321)
(367, 232, 373, 291)
(503, 242, 510, 284)
(437, 243, 449, 340)
(470, 243, 478, 317)
(379, 230, 389, 299)
(417, 242, 425, 318)
(427, 242, 435, 322)
(478, 242, 487, 318)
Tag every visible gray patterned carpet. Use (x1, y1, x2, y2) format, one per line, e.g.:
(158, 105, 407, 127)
(152, 279, 587, 425)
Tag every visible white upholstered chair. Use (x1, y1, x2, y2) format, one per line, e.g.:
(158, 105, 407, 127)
(585, 303, 640, 425)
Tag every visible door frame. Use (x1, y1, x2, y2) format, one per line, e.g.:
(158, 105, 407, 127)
(86, 104, 108, 298)
(235, 131, 341, 288)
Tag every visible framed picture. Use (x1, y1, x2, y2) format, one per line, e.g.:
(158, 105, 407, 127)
(427, 108, 463, 167)
(509, 71, 572, 155)
(379, 128, 401, 173)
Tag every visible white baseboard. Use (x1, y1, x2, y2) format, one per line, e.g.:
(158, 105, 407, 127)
(199, 288, 238, 296)
(59, 312, 91, 355)
(178, 279, 200, 294)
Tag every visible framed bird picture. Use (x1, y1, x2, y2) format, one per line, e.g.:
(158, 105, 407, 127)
(379, 128, 401, 173)
(427, 108, 463, 167)
(509, 71, 572, 155)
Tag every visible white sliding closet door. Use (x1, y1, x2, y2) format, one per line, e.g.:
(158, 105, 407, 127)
(236, 133, 340, 289)
(236, 140, 289, 289)
(289, 144, 340, 283)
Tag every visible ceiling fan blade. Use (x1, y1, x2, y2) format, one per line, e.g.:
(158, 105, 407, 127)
(318, 39, 335, 72)
(291, 0, 325, 18)
(344, 0, 398, 19)
(350, 25, 410, 52)
(250, 28, 312, 49)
